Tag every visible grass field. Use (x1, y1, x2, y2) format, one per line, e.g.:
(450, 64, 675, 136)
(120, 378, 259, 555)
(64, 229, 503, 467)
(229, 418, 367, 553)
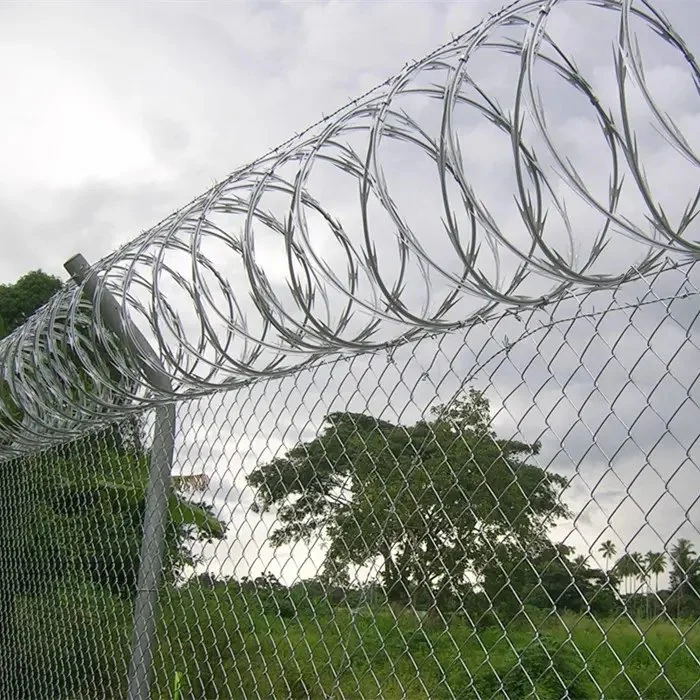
(151, 586, 700, 699)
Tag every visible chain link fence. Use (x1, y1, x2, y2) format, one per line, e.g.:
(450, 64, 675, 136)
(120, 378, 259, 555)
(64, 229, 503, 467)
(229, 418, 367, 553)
(1, 0, 698, 696)
(0, 259, 697, 698)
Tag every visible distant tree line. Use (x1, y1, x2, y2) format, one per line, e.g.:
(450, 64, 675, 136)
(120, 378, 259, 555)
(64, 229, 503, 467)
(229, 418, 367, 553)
(247, 391, 700, 622)
(602, 539, 700, 618)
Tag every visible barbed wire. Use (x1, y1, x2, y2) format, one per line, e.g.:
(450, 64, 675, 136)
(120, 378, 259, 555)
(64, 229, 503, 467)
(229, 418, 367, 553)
(0, 0, 698, 453)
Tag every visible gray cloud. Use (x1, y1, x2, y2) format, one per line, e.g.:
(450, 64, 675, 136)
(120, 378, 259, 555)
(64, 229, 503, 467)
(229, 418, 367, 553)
(161, 262, 699, 588)
(2, 0, 699, 590)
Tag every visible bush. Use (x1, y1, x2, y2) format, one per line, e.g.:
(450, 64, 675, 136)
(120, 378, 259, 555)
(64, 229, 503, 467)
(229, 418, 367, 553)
(458, 635, 594, 700)
(505, 604, 551, 631)
(12, 581, 131, 699)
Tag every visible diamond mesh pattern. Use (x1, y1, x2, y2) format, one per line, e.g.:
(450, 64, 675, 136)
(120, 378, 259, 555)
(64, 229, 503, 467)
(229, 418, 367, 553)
(1, 260, 697, 698)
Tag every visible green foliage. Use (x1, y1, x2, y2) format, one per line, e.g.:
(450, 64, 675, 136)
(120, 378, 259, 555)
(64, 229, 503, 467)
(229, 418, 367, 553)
(248, 389, 569, 605)
(0, 380, 22, 449)
(0, 431, 226, 697)
(12, 580, 131, 699)
(668, 539, 700, 616)
(0, 270, 62, 337)
(481, 543, 620, 620)
(0, 270, 63, 448)
(39, 434, 226, 597)
(612, 542, 700, 618)
(150, 580, 700, 699)
(172, 671, 185, 700)
(0, 268, 227, 696)
(462, 635, 594, 700)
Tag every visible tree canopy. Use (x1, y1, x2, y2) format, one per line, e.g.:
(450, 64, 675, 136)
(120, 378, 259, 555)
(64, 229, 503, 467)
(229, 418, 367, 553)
(0, 268, 226, 695)
(669, 538, 700, 616)
(0, 268, 225, 593)
(0, 270, 62, 337)
(0, 270, 64, 446)
(248, 389, 570, 605)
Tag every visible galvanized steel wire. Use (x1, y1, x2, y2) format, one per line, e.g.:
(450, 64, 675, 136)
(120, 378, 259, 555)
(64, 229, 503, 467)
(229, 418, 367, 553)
(0, 0, 698, 453)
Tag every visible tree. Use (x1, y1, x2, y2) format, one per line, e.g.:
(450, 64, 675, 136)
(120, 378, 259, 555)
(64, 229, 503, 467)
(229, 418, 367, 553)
(613, 554, 635, 598)
(0, 270, 62, 336)
(0, 269, 225, 586)
(614, 551, 667, 618)
(248, 389, 570, 608)
(0, 271, 63, 445)
(630, 552, 645, 586)
(618, 552, 646, 616)
(0, 270, 226, 696)
(480, 543, 618, 618)
(0, 428, 227, 698)
(0, 271, 64, 691)
(598, 540, 617, 574)
(643, 551, 665, 617)
(669, 538, 700, 617)
(647, 552, 665, 595)
(43, 433, 225, 595)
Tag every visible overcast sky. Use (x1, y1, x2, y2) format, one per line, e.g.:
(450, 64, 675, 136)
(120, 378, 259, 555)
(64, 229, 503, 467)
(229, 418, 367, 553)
(1, 0, 501, 281)
(1, 0, 699, 589)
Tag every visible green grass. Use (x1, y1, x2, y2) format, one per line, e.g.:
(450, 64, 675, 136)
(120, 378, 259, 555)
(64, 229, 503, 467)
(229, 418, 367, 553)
(151, 586, 700, 699)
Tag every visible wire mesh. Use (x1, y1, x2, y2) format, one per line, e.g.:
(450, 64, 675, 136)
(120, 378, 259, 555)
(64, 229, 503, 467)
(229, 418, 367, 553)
(0, 0, 698, 697)
(0, 0, 698, 455)
(2, 260, 698, 698)
(151, 259, 699, 700)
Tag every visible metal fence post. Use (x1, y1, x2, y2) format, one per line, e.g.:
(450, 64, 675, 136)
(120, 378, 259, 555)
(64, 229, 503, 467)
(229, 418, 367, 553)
(64, 254, 175, 700)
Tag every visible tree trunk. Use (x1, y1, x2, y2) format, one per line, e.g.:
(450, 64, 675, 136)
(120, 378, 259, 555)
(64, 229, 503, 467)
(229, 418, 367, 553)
(381, 544, 409, 605)
(381, 545, 398, 599)
(646, 577, 650, 618)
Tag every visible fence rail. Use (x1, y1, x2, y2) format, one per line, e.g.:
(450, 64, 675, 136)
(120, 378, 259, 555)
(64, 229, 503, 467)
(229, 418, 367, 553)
(0, 0, 698, 698)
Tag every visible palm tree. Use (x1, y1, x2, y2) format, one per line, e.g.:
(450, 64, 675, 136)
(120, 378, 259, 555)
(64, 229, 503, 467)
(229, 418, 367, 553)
(670, 538, 698, 616)
(613, 551, 646, 615)
(647, 552, 666, 594)
(646, 551, 666, 617)
(599, 540, 617, 574)
(614, 554, 634, 597)
(630, 552, 644, 582)
(630, 552, 646, 616)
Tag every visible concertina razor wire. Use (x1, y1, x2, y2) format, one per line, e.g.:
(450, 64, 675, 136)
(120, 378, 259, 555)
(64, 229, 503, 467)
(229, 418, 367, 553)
(0, 0, 699, 698)
(2, 258, 699, 699)
(0, 0, 698, 454)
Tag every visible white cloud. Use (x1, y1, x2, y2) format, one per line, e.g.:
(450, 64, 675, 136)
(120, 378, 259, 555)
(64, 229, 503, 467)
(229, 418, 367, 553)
(1, 0, 699, 591)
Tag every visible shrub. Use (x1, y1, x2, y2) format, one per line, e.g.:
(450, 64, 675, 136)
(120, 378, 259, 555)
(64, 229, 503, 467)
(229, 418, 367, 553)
(458, 635, 594, 700)
(12, 581, 131, 699)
